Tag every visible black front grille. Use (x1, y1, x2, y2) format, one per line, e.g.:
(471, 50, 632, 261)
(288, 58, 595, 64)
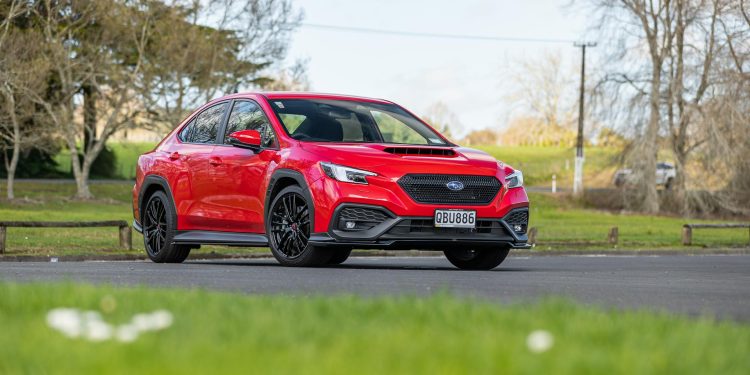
(502, 209, 529, 233)
(397, 174, 501, 205)
(338, 207, 389, 231)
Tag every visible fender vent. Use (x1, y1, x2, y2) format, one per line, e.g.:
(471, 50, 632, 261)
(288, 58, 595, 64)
(383, 147, 456, 157)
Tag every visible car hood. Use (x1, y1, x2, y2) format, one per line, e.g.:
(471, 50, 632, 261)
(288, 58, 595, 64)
(300, 143, 503, 177)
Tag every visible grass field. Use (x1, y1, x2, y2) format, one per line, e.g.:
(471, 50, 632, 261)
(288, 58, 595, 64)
(0, 181, 747, 257)
(1, 282, 748, 374)
(474, 145, 621, 188)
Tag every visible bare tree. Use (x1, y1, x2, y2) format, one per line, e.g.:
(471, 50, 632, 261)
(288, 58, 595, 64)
(592, 0, 697, 213)
(0, 3, 52, 200)
(260, 59, 312, 91)
(591, 0, 750, 216)
(499, 52, 585, 147)
(504, 52, 577, 129)
(422, 102, 464, 140)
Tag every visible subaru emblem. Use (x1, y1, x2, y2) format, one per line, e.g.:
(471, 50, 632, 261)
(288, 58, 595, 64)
(446, 181, 464, 191)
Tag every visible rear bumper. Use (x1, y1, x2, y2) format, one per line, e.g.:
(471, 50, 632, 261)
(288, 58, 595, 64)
(310, 203, 530, 250)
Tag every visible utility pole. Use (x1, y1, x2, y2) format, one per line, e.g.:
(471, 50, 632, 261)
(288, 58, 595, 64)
(573, 42, 596, 196)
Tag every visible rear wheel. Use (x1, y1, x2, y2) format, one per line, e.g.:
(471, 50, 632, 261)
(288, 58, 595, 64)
(326, 248, 353, 265)
(443, 248, 509, 270)
(267, 185, 332, 267)
(142, 190, 190, 263)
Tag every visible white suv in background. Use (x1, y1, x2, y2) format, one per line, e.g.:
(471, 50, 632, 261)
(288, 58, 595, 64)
(613, 162, 676, 189)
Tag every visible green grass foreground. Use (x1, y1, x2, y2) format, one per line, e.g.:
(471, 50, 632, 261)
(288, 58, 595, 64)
(1, 283, 748, 374)
(0, 182, 747, 256)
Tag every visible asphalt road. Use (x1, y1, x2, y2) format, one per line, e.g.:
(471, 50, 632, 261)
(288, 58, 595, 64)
(2, 255, 748, 321)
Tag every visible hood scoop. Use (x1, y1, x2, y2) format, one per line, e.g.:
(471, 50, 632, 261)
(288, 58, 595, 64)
(383, 147, 456, 157)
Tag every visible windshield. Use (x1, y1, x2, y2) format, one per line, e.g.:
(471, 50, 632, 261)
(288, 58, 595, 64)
(268, 99, 448, 146)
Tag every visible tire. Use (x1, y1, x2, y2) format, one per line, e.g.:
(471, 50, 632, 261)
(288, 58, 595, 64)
(326, 248, 353, 265)
(443, 248, 510, 270)
(665, 178, 673, 190)
(266, 185, 332, 267)
(142, 190, 191, 263)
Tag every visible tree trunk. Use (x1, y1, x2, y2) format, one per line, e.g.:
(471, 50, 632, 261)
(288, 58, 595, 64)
(83, 84, 97, 153)
(73, 156, 93, 200)
(6, 144, 19, 200)
(673, 150, 689, 215)
(62, 108, 94, 200)
(641, 62, 661, 214)
(2, 88, 20, 200)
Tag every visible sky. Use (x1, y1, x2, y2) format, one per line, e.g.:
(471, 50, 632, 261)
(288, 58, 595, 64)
(284, 0, 594, 137)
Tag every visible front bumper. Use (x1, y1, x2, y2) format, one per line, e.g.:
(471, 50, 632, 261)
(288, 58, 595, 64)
(309, 203, 531, 250)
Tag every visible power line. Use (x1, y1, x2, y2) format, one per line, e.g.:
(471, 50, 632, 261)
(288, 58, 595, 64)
(300, 23, 575, 44)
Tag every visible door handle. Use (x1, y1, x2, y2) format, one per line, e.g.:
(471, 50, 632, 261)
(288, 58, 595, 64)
(169, 152, 180, 161)
(209, 157, 222, 166)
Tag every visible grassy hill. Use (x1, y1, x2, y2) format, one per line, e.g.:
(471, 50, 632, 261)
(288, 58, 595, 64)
(473, 145, 621, 188)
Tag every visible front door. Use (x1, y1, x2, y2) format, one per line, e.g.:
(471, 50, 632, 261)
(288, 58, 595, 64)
(208, 100, 279, 232)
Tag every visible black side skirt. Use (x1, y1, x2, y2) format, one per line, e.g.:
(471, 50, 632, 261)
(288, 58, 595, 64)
(172, 231, 268, 247)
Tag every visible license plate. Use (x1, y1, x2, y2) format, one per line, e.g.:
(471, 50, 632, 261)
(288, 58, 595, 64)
(434, 209, 476, 228)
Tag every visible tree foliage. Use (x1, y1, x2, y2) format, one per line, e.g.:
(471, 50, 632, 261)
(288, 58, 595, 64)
(0, 0, 300, 199)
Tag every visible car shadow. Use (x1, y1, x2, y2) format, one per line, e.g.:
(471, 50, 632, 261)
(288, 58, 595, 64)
(189, 259, 532, 272)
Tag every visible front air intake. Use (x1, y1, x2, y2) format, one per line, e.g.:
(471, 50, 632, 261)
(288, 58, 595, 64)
(383, 147, 456, 157)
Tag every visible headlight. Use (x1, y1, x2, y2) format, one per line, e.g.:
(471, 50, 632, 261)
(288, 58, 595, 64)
(505, 170, 524, 188)
(320, 162, 376, 184)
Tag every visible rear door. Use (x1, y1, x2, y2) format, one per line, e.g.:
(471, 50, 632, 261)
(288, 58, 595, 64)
(208, 99, 279, 232)
(168, 102, 229, 230)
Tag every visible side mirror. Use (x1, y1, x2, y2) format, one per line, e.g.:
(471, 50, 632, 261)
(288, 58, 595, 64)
(228, 130, 262, 151)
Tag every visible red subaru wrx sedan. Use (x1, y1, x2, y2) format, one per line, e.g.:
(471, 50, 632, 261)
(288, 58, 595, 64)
(132, 92, 530, 269)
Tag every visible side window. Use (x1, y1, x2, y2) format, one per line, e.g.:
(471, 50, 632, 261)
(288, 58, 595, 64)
(178, 119, 196, 142)
(179, 103, 227, 144)
(224, 100, 277, 148)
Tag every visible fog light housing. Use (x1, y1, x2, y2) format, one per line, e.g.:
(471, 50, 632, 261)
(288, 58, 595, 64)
(345, 221, 356, 229)
(513, 224, 523, 232)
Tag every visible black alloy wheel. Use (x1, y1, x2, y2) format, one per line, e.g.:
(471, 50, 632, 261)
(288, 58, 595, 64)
(144, 196, 167, 256)
(267, 185, 332, 266)
(270, 192, 310, 259)
(142, 190, 190, 263)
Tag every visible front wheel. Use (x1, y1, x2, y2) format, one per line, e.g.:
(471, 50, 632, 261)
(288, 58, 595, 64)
(444, 248, 510, 270)
(267, 185, 332, 267)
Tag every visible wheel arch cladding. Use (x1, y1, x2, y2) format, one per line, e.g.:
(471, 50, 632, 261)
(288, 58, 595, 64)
(265, 169, 316, 231)
(139, 175, 176, 222)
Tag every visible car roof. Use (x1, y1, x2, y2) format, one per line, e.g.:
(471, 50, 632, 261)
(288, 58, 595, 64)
(229, 91, 395, 105)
